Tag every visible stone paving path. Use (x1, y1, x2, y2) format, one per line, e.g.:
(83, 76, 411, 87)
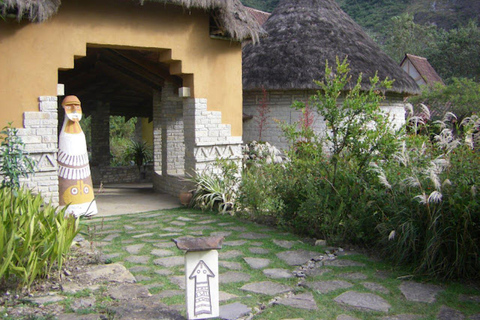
(16, 209, 480, 320)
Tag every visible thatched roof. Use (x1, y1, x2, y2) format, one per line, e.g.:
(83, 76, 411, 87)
(0, 0, 263, 42)
(243, 0, 420, 95)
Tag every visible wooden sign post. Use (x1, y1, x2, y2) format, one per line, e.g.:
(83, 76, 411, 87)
(173, 236, 224, 320)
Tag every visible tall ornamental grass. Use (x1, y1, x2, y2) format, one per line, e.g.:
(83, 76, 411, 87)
(371, 111, 480, 279)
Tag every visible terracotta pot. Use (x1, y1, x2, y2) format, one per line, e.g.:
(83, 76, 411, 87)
(179, 191, 193, 206)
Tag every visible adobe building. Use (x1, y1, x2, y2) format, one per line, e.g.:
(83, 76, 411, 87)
(0, 0, 262, 204)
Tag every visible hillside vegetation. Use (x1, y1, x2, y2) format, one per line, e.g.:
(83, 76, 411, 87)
(242, 0, 479, 34)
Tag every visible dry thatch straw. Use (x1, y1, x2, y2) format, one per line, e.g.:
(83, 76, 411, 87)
(0, 0, 264, 42)
(243, 0, 420, 95)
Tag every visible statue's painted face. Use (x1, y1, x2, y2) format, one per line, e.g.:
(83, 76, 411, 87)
(62, 95, 83, 122)
(64, 102, 82, 122)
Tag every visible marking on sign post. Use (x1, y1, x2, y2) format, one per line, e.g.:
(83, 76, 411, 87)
(189, 260, 215, 316)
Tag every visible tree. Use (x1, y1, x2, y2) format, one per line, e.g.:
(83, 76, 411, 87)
(427, 21, 480, 81)
(383, 13, 439, 63)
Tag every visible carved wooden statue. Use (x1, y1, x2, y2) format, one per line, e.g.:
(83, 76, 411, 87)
(58, 95, 97, 217)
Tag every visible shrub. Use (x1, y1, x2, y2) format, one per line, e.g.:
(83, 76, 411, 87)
(270, 58, 398, 245)
(0, 123, 36, 189)
(238, 141, 285, 222)
(190, 159, 240, 214)
(0, 187, 79, 288)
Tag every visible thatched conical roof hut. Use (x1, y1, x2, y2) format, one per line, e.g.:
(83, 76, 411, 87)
(242, 0, 419, 94)
(242, 0, 419, 149)
(0, 0, 264, 42)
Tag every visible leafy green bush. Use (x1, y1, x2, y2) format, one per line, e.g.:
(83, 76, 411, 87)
(270, 58, 398, 244)
(0, 188, 79, 288)
(237, 141, 285, 222)
(0, 123, 36, 189)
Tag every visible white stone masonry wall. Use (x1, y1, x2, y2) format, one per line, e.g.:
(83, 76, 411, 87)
(243, 90, 407, 152)
(184, 98, 243, 173)
(11, 96, 59, 204)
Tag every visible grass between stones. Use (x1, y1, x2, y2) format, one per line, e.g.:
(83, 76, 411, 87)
(77, 208, 480, 320)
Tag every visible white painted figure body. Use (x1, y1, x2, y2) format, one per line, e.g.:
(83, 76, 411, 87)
(58, 95, 97, 217)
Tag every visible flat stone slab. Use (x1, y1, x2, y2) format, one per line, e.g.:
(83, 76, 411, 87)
(133, 221, 153, 225)
(176, 217, 195, 221)
(239, 232, 269, 239)
(469, 313, 480, 320)
(305, 268, 332, 277)
(28, 294, 65, 305)
(263, 268, 293, 279)
(273, 240, 296, 249)
(210, 231, 232, 237)
(102, 253, 121, 261)
(109, 284, 151, 300)
(337, 315, 360, 320)
(153, 241, 175, 248)
(240, 281, 291, 296)
(220, 250, 243, 259)
(125, 255, 150, 264)
(57, 314, 100, 320)
(275, 292, 318, 310)
(154, 269, 173, 276)
(379, 315, 423, 320)
(71, 297, 95, 311)
(220, 271, 251, 284)
(306, 280, 353, 293)
(162, 227, 183, 232)
(362, 282, 390, 294)
(170, 221, 186, 226)
(103, 233, 120, 242)
(110, 296, 185, 320)
(219, 261, 243, 270)
(399, 281, 443, 303)
(135, 275, 152, 281)
(151, 249, 174, 257)
(78, 263, 136, 283)
(219, 291, 239, 302)
(338, 272, 367, 280)
(334, 291, 391, 312)
(124, 244, 145, 254)
(219, 302, 251, 320)
(132, 232, 154, 238)
(226, 226, 247, 232)
(224, 240, 248, 246)
(244, 257, 270, 269)
(170, 275, 185, 289)
(459, 294, 480, 303)
(196, 219, 216, 224)
(323, 259, 366, 267)
(437, 305, 465, 320)
(249, 247, 270, 254)
(155, 290, 184, 298)
(153, 256, 184, 267)
(129, 266, 151, 273)
(276, 250, 321, 266)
